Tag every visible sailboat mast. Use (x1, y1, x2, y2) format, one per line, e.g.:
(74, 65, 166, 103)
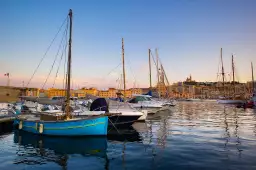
(65, 9, 73, 118)
(232, 54, 235, 94)
(156, 48, 159, 85)
(252, 62, 255, 92)
(122, 38, 126, 99)
(149, 49, 152, 89)
(232, 55, 235, 84)
(155, 48, 161, 98)
(220, 48, 225, 96)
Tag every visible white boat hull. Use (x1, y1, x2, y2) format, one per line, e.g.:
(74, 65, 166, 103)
(217, 100, 245, 104)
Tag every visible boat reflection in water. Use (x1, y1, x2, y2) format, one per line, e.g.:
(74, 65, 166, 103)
(12, 125, 143, 169)
(13, 130, 108, 167)
(107, 125, 142, 142)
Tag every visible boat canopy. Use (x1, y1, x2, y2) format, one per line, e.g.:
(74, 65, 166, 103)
(143, 90, 152, 96)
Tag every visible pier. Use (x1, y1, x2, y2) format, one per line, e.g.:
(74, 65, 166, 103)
(0, 115, 15, 134)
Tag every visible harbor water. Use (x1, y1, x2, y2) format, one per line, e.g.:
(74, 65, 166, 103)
(0, 102, 256, 170)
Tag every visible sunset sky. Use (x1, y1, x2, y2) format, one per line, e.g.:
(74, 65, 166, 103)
(1, 0, 256, 89)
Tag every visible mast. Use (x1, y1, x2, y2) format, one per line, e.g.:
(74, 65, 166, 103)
(160, 63, 170, 97)
(155, 48, 160, 98)
(220, 48, 225, 96)
(158, 56, 170, 98)
(149, 49, 152, 89)
(231, 54, 235, 94)
(252, 62, 255, 92)
(122, 38, 126, 99)
(65, 9, 73, 119)
(155, 48, 159, 85)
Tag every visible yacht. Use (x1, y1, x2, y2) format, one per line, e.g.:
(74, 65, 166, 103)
(127, 94, 175, 114)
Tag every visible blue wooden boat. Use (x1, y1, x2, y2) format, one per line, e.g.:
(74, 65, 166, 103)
(15, 115, 108, 136)
(14, 9, 109, 136)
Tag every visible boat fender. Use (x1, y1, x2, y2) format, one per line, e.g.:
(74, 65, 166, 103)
(39, 124, 44, 134)
(19, 121, 23, 129)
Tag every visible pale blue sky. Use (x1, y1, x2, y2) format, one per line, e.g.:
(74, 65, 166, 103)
(0, 0, 256, 89)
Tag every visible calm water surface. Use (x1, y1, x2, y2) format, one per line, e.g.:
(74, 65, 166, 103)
(1, 102, 256, 170)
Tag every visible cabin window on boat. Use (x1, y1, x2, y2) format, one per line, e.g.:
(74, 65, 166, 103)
(136, 96, 151, 102)
(129, 98, 137, 103)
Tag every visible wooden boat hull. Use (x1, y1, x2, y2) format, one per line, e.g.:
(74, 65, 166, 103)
(14, 116, 108, 136)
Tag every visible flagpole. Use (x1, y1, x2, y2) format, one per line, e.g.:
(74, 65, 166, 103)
(7, 74, 10, 87)
(5, 73, 10, 87)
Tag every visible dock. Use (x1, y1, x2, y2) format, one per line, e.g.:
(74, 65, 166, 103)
(0, 115, 15, 134)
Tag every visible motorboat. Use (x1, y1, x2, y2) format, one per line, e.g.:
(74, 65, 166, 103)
(127, 94, 174, 114)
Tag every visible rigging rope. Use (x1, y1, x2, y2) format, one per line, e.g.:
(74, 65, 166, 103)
(126, 57, 137, 87)
(153, 51, 170, 86)
(101, 62, 122, 80)
(233, 57, 241, 83)
(52, 27, 68, 88)
(26, 16, 68, 87)
(41, 21, 68, 89)
(150, 50, 159, 86)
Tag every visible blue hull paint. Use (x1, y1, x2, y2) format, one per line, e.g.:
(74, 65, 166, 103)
(15, 116, 108, 136)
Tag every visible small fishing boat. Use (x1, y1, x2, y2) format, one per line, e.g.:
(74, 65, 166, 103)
(15, 9, 108, 136)
(15, 96, 143, 128)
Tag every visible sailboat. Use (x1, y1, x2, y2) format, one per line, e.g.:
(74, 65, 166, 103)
(236, 62, 255, 108)
(251, 62, 256, 106)
(127, 49, 175, 114)
(15, 9, 108, 136)
(71, 38, 145, 127)
(217, 48, 245, 104)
